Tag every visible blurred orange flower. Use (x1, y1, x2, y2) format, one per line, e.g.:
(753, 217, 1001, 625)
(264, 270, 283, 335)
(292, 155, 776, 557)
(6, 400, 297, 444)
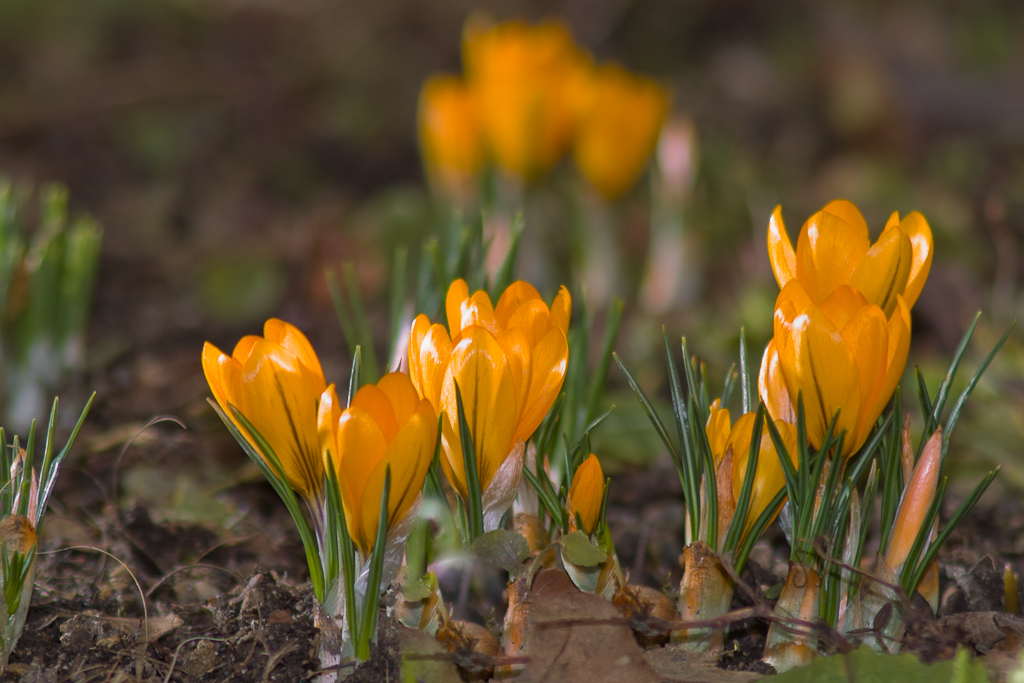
(573, 64, 671, 200)
(462, 14, 591, 179)
(417, 74, 485, 200)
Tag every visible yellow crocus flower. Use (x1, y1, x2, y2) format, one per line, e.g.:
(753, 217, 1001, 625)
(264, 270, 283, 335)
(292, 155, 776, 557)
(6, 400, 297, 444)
(462, 14, 591, 179)
(417, 74, 485, 201)
(567, 454, 605, 536)
(202, 319, 326, 505)
(760, 280, 911, 457)
(317, 372, 437, 558)
(573, 63, 671, 201)
(766, 200, 933, 316)
(705, 401, 798, 543)
(408, 279, 570, 529)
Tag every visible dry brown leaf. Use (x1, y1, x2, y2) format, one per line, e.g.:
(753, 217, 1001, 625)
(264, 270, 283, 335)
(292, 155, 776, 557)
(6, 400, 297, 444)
(517, 569, 659, 683)
(645, 645, 765, 683)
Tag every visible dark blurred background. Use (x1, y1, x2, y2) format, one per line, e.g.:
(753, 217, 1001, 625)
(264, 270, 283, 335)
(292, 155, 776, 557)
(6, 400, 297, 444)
(1, 0, 1022, 478)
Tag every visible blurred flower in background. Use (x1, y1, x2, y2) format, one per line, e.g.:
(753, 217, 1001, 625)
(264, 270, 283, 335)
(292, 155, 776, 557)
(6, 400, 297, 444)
(573, 64, 671, 202)
(417, 74, 485, 204)
(462, 14, 591, 182)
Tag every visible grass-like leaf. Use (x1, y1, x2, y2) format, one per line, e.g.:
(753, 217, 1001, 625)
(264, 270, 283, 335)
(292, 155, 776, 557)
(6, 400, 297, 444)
(454, 383, 484, 543)
(356, 466, 391, 660)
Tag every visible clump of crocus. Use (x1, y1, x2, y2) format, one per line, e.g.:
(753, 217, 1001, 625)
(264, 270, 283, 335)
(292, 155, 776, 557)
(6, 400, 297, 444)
(417, 74, 485, 203)
(759, 201, 933, 456)
(0, 395, 92, 670)
(617, 332, 796, 652)
(204, 321, 436, 664)
(573, 63, 671, 201)
(673, 399, 797, 651)
(408, 279, 570, 540)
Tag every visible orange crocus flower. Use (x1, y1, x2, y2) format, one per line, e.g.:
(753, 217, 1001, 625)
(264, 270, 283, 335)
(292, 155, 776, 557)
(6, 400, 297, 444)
(760, 201, 931, 456)
(409, 279, 570, 529)
(462, 14, 591, 179)
(760, 281, 910, 457)
(766, 200, 933, 317)
(705, 400, 798, 544)
(573, 63, 671, 200)
(417, 74, 485, 201)
(202, 319, 326, 506)
(317, 372, 437, 558)
(567, 454, 605, 536)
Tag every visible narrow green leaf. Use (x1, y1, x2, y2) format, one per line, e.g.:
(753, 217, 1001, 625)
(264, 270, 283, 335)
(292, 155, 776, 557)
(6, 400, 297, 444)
(455, 384, 484, 543)
(724, 406, 764, 554)
(584, 298, 623, 425)
(941, 322, 1014, 460)
(739, 328, 752, 414)
(219, 403, 325, 601)
(357, 466, 392, 658)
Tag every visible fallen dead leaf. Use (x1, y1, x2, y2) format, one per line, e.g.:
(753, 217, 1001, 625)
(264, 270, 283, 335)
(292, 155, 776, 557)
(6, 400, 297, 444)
(517, 569, 660, 683)
(645, 644, 766, 683)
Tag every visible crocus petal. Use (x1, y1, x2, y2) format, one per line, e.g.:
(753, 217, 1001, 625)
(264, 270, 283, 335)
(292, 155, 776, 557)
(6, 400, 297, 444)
(202, 342, 235, 414)
(238, 338, 325, 499)
(738, 420, 798, 536)
(899, 212, 933, 310)
(705, 399, 732, 466)
(263, 318, 326, 389)
(376, 371, 425, 428)
(886, 428, 941, 569)
(835, 302, 889, 451)
(786, 306, 862, 452)
(515, 325, 569, 444)
(549, 286, 572, 335)
(445, 279, 471, 337)
(795, 206, 871, 306)
(495, 281, 543, 328)
(867, 295, 911, 429)
(351, 411, 436, 555)
(767, 205, 796, 289)
(351, 384, 400, 443)
(334, 406, 390, 542)
(506, 299, 553, 347)
(848, 225, 912, 317)
(460, 291, 500, 337)
(441, 327, 518, 494)
(409, 316, 453, 410)
(758, 342, 795, 425)
(496, 327, 531, 413)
